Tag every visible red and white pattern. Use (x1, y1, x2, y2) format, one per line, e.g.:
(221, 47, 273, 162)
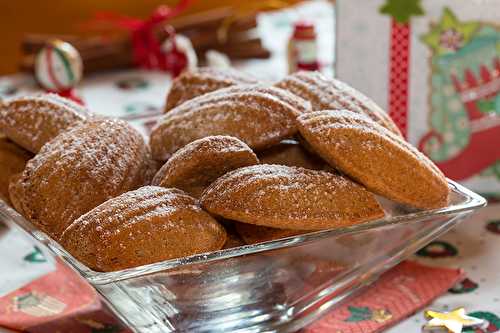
(388, 22, 411, 138)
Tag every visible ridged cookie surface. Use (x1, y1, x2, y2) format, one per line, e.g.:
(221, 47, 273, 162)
(297, 110, 449, 209)
(0, 94, 89, 153)
(0, 136, 33, 206)
(151, 85, 310, 161)
(275, 71, 401, 136)
(201, 164, 384, 230)
(60, 186, 227, 272)
(152, 135, 259, 198)
(165, 67, 259, 111)
(9, 118, 153, 238)
(257, 139, 327, 170)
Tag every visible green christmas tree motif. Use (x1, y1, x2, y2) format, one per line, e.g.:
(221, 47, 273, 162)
(421, 8, 480, 55)
(346, 306, 373, 322)
(463, 311, 500, 332)
(480, 161, 500, 182)
(486, 220, 500, 235)
(416, 240, 458, 258)
(15, 293, 41, 308)
(449, 278, 479, 294)
(23, 246, 47, 263)
(379, 0, 424, 23)
(345, 306, 392, 323)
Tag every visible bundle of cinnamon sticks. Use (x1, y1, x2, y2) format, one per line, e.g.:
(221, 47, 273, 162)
(20, 7, 271, 74)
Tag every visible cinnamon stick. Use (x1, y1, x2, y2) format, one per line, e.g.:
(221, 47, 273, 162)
(198, 37, 264, 53)
(183, 29, 256, 50)
(198, 38, 271, 60)
(170, 7, 233, 31)
(19, 8, 269, 74)
(21, 34, 128, 56)
(21, 9, 258, 55)
(198, 46, 271, 60)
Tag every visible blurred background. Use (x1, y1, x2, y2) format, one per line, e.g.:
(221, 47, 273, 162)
(0, 0, 305, 75)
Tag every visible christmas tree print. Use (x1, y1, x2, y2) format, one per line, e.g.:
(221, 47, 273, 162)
(345, 306, 392, 323)
(346, 306, 372, 322)
(23, 246, 47, 263)
(463, 311, 500, 333)
(449, 278, 479, 294)
(418, 7, 500, 181)
(486, 220, 500, 235)
(416, 240, 458, 258)
(380, 0, 424, 24)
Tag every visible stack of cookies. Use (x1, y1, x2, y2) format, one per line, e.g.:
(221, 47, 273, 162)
(0, 68, 449, 272)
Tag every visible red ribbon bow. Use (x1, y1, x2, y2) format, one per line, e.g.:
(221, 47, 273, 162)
(86, 1, 192, 72)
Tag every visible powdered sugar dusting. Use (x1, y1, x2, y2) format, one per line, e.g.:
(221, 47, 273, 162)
(151, 85, 306, 161)
(15, 118, 151, 237)
(201, 164, 383, 230)
(296, 110, 449, 209)
(0, 93, 90, 152)
(166, 67, 259, 110)
(276, 71, 400, 135)
(60, 186, 225, 271)
(152, 135, 259, 194)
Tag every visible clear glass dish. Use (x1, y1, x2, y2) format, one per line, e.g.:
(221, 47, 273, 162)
(0, 180, 486, 333)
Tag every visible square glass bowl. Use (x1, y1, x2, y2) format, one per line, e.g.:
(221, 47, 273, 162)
(0, 180, 485, 333)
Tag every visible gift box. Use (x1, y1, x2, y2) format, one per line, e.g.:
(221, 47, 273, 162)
(336, 0, 500, 197)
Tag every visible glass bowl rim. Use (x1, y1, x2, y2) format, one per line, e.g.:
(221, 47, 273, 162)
(0, 179, 486, 284)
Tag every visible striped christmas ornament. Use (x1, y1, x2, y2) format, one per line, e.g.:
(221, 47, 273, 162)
(35, 40, 83, 91)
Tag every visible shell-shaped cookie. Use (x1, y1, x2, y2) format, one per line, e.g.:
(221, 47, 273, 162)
(60, 186, 227, 272)
(0, 136, 33, 206)
(10, 118, 152, 238)
(257, 139, 327, 170)
(152, 135, 259, 198)
(200, 164, 384, 230)
(275, 71, 401, 136)
(0, 94, 90, 153)
(297, 110, 449, 209)
(165, 67, 259, 111)
(235, 222, 307, 245)
(150, 85, 310, 161)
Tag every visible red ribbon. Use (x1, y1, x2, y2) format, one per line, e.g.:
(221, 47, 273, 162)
(85, 1, 192, 71)
(51, 89, 84, 105)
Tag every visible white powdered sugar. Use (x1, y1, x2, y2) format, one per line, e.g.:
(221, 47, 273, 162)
(151, 85, 306, 161)
(0, 93, 90, 152)
(16, 118, 150, 236)
(201, 164, 382, 228)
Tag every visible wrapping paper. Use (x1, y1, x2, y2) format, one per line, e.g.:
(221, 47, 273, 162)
(303, 261, 464, 333)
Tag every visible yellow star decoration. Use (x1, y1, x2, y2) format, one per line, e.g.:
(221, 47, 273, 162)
(422, 307, 485, 333)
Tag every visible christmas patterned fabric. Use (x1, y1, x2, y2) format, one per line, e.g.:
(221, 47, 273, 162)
(336, 0, 500, 197)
